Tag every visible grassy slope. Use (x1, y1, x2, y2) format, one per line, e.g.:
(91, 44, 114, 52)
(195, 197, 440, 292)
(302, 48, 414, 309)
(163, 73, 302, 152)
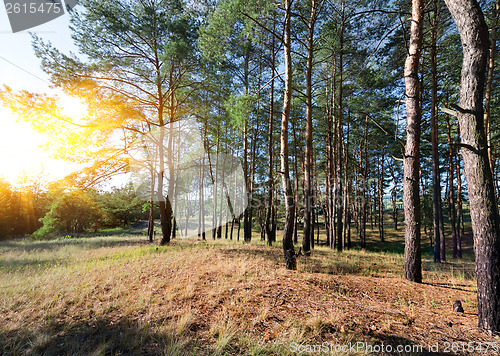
(0, 225, 499, 355)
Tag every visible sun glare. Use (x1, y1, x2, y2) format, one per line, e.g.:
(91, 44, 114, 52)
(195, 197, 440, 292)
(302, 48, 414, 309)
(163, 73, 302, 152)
(58, 95, 88, 121)
(0, 104, 79, 184)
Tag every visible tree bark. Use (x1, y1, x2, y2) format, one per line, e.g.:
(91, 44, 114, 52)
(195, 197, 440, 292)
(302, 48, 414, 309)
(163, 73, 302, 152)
(266, 28, 276, 247)
(212, 132, 219, 240)
(430, 0, 443, 262)
(303, 0, 320, 256)
(446, 115, 458, 258)
(456, 133, 463, 258)
(378, 151, 385, 242)
(148, 160, 156, 242)
(484, 0, 499, 177)
(403, 0, 423, 283)
(281, 0, 296, 270)
(326, 59, 336, 249)
(158, 126, 172, 245)
(444, 0, 500, 334)
(243, 45, 252, 243)
(292, 120, 300, 245)
(343, 112, 350, 249)
(389, 160, 399, 231)
(335, 2, 345, 252)
(360, 115, 368, 248)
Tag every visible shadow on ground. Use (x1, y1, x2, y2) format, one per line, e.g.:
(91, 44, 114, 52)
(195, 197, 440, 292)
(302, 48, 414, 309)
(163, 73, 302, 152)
(0, 315, 195, 356)
(217, 244, 403, 277)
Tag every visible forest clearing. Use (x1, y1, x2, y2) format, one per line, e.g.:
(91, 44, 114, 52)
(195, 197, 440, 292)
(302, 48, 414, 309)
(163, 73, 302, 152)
(1, 223, 499, 355)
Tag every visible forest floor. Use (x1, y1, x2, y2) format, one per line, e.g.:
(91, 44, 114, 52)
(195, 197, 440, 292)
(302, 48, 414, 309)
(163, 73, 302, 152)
(1, 224, 499, 355)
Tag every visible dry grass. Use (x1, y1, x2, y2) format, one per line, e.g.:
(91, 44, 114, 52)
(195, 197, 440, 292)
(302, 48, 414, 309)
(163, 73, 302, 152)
(0, 226, 498, 355)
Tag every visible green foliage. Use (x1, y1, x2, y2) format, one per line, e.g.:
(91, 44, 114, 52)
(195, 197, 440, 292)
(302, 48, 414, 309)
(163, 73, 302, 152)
(0, 179, 22, 239)
(94, 183, 145, 227)
(198, 0, 273, 61)
(33, 190, 103, 239)
(224, 94, 256, 130)
(0, 177, 52, 240)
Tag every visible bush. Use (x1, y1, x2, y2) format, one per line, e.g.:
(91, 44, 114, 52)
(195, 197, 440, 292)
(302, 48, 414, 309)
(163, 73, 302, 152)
(33, 189, 103, 239)
(93, 183, 145, 227)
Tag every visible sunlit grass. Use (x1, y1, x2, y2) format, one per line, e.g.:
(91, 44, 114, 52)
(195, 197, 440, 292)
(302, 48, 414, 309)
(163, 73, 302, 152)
(0, 220, 490, 355)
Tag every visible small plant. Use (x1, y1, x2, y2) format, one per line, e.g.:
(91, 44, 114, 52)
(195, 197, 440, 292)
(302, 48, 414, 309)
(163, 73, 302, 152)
(209, 315, 239, 353)
(177, 310, 195, 335)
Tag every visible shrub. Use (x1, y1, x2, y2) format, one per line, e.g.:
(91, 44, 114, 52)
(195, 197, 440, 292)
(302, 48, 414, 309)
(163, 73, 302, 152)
(33, 189, 103, 239)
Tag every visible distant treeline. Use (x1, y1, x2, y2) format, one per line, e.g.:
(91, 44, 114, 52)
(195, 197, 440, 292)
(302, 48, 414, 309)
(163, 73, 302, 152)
(0, 178, 148, 240)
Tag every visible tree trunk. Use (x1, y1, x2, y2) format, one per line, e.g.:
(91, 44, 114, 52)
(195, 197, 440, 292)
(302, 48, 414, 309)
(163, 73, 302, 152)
(158, 133, 172, 245)
(456, 133, 463, 258)
(303, 0, 319, 257)
(335, 4, 345, 252)
(388, 160, 399, 231)
(281, 0, 296, 270)
(403, 0, 423, 283)
(361, 115, 368, 248)
(148, 162, 156, 242)
(430, 0, 443, 262)
(484, 0, 499, 177)
(378, 152, 385, 242)
(343, 113, 350, 248)
(444, 0, 500, 334)
(326, 59, 336, 249)
(217, 129, 227, 239)
(200, 135, 206, 240)
(243, 46, 252, 243)
(172, 120, 181, 239)
(266, 29, 276, 246)
(292, 120, 300, 245)
(212, 133, 219, 240)
(446, 115, 458, 258)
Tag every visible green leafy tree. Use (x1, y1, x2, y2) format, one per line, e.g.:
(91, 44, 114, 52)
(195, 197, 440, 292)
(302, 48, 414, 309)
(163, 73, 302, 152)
(33, 189, 103, 238)
(0, 179, 23, 239)
(30, 0, 200, 244)
(94, 184, 145, 227)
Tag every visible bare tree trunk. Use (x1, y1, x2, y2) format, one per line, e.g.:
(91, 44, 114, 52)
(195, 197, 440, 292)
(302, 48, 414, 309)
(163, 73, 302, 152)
(158, 129, 172, 245)
(200, 134, 206, 241)
(281, 0, 296, 270)
(292, 120, 300, 245)
(369, 183, 374, 231)
(266, 29, 276, 246)
(456, 132, 463, 258)
(148, 160, 156, 242)
(335, 3, 345, 252)
(360, 115, 368, 248)
(403, 0, 423, 283)
(326, 60, 336, 249)
(444, 0, 500, 333)
(243, 46, 252, 243)
(212, 132, 219, 240)
(303, 0, 321, 256)
(484, 0, 499, 177)
(420, 168, 429, 241)
(172, 120, 181, 239)
(160, 78, 177, 245)
(431, 0, 443, 262)
(217, 129, 227, 239)
(378, 151, 385, 242)
(247, 95, 259, 242)
(446, 115, 458, 258)
(343, 113, 350, 248)
(388, 160, 399, 231)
